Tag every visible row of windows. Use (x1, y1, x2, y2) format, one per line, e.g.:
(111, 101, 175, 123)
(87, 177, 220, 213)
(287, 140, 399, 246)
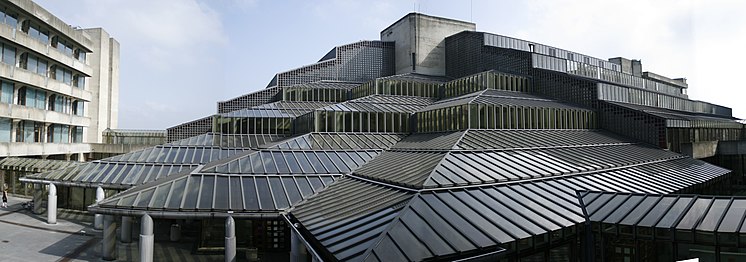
(312, 111, 410, 133)
(18, 86, 46, 109)
(0, 6, 88, 62)
(533, 54, 687, 98)
(416, 104, 597, 132)
(484, 33, 620, 71)
(1, 80, 85, 116)
(3, 120, 80, 143)
(352, 78, 441, 99)
(0, 7, 18, 29)
(1, 39, 86, 88)
(444, 71, 530, 98)
(284, 87, 349, 103)
(598, 83, 731, 116)
(214, 117, 293, 135)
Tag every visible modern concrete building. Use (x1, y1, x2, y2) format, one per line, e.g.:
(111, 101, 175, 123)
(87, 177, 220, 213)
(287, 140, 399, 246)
(0, 0, 119, 159)
(25, 12, 746, 262)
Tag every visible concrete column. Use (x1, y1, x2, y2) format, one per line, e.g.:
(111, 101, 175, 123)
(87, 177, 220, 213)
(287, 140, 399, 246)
(94, 186, 104, 230)
(140, 214, 154, 262)
(225, 216, 236, 262)
(32, 183, 43, 214)
(120, 216, 132, 243)
(102, 214, 117, 260)
(291, 223, 308, 262)
(47, 183, 57, 224)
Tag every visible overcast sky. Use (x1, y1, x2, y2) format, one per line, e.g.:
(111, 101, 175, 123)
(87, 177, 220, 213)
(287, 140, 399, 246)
(34, 0, 746, 129)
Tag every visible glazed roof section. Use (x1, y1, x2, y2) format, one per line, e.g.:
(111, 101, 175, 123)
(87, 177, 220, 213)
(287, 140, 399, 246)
(355, 129, 674, 189)
(22, 133, 288, 189)
(90, 133, 404, 215)
(96, 172, 339, 214)
(419, 89, 592, 112)
(317, 95, 435, 113)
(264, 133, 405, 151)
(581, 191, 746, 234)
(202, 133, 404, 174)
(607, 102, 742, 128)
(221, 101, 334, 118)
(0, 157, 80, 173)
(291, 156, 729, 261)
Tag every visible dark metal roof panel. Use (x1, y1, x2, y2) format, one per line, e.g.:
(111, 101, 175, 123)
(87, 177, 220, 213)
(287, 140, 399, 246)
(99, 173, 339, 212)
(354, 151, 447, 188)
(265, 133, 405, 150)
(291, 178, 413, 262)
(203, 150, 381, 175)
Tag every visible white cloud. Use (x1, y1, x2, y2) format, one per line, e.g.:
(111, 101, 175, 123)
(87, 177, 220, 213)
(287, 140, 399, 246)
(67, 0, 227, 71)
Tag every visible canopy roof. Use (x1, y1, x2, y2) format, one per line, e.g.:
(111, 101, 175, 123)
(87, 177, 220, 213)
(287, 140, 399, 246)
(581, 191, 746, 234)
(21, 133, 287, 189)
(287, 129, 731, 261)
(0, 157, 80, 173)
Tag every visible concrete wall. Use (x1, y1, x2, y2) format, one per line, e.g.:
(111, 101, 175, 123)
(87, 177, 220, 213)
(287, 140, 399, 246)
(381, 13, 475, 76)
(83, 28, 119, 144)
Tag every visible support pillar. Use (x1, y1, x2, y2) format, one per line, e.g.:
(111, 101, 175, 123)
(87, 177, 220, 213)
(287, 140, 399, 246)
(291, 223, 308, 262)
(102, 214, 117, 260)
(47, 183, 57, 224)
(140, 214, 154, 262)
(32, 183, 43, 214)
(120, 216, 132, 243)
(94, 186, 104, 230)
(225, 216, 236, 262)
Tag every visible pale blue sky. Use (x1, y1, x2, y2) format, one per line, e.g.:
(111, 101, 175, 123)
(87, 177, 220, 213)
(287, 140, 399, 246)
(35, 0, 746, 129)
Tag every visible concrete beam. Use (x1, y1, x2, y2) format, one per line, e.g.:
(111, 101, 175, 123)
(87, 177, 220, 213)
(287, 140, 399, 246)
(681, 141, 718, 159)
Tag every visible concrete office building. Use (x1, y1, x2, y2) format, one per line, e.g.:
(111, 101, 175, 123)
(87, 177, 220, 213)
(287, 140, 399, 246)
(0, 0, 119, 159)
(26, 13, 746, 262)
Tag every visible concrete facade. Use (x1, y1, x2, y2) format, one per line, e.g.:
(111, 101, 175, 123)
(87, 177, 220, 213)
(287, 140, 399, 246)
(0, 0, 119, 157)
(381, 13, 475, 76)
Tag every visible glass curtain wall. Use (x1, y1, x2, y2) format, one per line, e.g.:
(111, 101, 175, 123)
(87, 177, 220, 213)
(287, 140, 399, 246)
(444, 71, 531, 98)
(416, 104, 596, 132)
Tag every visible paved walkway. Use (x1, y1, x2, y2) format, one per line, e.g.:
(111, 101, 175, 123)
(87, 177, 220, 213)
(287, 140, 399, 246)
(0, 196, 225, 262)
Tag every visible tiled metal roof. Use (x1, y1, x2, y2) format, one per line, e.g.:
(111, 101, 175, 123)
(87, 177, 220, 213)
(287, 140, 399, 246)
(97, 172, 339, 212)
(318, 95, 435, 113)
(354, 129, 681, 189)
(265, 133, 405, 150)
(456, 129, 629, 150)
(290, 156, 730, 261)
(285, 81, 362, 90)
(0, 157, 80, 172)
(581, 191, 746, 234)
(222, 101, 334, 118)
(22, 133, 288, 189)
(165, 133, 284, 148)
(203, 150, 381, 175)
(420, 89, 590, 112)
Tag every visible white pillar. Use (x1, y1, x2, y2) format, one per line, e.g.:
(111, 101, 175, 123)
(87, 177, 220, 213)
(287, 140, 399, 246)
(225, 216, 236, 262)
(140, 214, 154, 262)
(291, 223, 308, 262)
(120, 216, 132, 243)
(94, 186, 105, 230)
(32, 183, 43, 214)
(102, 214, 117, 260)
(47, 183, 57, 225)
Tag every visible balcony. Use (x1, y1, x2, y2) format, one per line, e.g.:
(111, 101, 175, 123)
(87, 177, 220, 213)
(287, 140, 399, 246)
(0, 23, 93, 76)
(0, 142, 92, 157)
(0, 63, 92, 101)
(0, 103, 90, 127)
